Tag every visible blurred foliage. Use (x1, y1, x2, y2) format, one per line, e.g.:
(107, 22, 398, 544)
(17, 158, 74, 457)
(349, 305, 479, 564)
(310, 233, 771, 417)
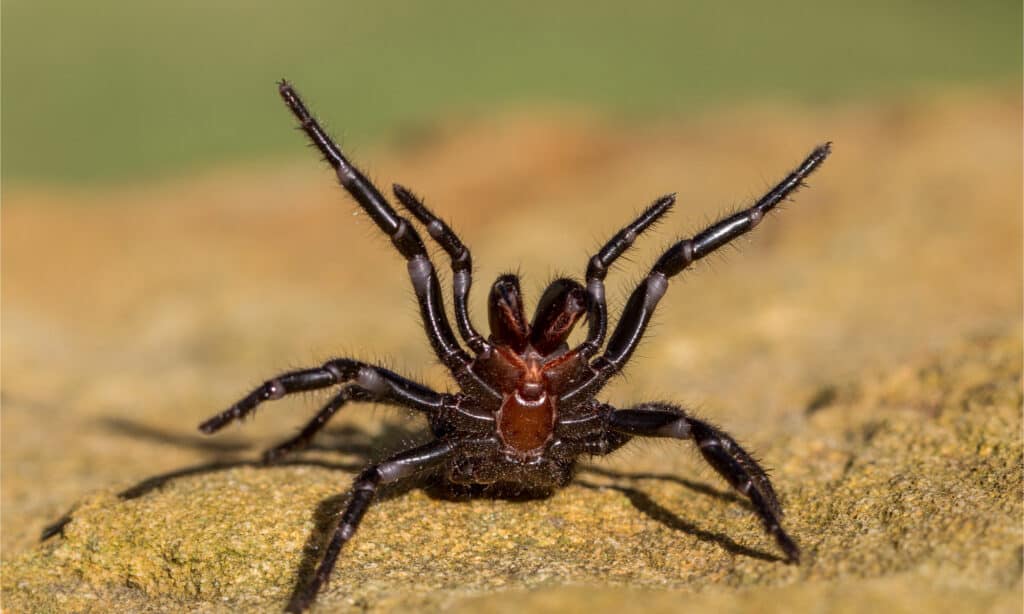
(2, 0, 1020, 184)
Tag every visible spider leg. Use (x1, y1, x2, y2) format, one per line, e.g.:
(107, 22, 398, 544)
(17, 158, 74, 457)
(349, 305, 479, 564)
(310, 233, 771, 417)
(392, 184, 490, 355)
(198, 358, 446, 434)
(574, 194, 675, 360)
(564, 143, 831, 400)
(606, 402, 798, 562)
(287, 439, 454, 613)
(278, 81, 478, 384)
(259, 385, 373, 464)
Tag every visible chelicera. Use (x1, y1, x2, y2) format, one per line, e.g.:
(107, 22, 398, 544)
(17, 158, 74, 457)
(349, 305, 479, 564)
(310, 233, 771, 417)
(199, 81, 831, 612)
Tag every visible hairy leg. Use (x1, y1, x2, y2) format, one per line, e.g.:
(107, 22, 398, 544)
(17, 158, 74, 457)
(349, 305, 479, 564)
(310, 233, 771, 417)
(260, 385, 374, 464)
(278, 81, 476, 381)
(575, 194, 675, 360)
(286, 440, 454, 612)
(392, 184, 490, 354)
(606, 402, 798, 562)
(565, 144, 831, 401)
(199, 358, 446, 434)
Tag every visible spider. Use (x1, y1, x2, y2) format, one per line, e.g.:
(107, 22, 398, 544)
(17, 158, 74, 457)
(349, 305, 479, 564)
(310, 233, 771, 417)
(199, 80, 831, 612)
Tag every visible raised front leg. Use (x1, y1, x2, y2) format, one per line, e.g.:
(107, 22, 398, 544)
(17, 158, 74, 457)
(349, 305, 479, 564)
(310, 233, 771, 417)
(575, 194, 675, 360)
(392, 184, 490, 355)
(565, 143, 831, 401)
(278, 81, 471, 376)
(286, 440, 454, 613)
(607, 402, 798, 562)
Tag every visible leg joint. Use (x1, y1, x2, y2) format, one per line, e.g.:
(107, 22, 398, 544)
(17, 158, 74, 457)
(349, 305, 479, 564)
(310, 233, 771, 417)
(353, 468, 383, 490)
(586, 255, 607, 281)
(392, 220, 428, 260)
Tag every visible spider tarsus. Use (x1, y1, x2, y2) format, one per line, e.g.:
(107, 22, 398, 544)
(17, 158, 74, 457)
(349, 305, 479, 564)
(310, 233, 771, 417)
(197, 414, 229, 434)
(775, 528, 801, 564)
(260, 446, 289, 465)
(261, 428, 320, 465)
(392, 184, 426, 218)
(285, 590, 316, 614)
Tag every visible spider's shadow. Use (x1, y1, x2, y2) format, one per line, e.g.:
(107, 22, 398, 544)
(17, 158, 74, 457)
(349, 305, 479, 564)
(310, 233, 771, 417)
(575, 466, 779, 562)
(40, 417, 418, 541)
(44, 417, 781, 601)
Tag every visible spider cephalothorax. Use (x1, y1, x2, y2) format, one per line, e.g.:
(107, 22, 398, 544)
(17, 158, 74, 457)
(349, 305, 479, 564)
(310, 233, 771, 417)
(199, 81, 831, 612)
(479, 275, 590, 457)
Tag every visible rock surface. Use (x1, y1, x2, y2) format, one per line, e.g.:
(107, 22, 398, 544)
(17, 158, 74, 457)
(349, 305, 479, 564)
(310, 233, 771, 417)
(3, 89, 1021, 612)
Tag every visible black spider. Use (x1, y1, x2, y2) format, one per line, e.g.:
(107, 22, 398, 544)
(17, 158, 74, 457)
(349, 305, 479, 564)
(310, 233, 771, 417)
(199, 80, 831, 612)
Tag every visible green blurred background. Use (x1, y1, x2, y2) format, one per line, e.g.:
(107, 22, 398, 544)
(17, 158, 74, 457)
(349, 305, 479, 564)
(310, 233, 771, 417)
(2, 1, 1021, 186)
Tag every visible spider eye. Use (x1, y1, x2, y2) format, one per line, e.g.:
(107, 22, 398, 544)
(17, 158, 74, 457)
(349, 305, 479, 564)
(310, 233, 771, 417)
(530, 278, 588, 355)
(488, 274, 530, 351)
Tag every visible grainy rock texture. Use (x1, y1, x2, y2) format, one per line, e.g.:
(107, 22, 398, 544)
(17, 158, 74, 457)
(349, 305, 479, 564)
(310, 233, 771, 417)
(3, 90, 1021, 612)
